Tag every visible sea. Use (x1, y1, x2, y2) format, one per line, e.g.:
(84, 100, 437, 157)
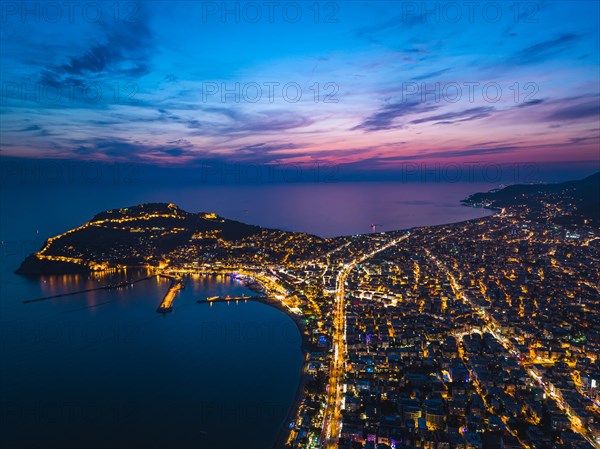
(0, 181, 494, 448)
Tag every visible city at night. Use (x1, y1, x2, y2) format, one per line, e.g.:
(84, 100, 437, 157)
(0, 2, 599, 449)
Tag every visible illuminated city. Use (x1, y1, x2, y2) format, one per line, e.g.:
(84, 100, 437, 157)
(11, 172, 600, 449)
(1, 1, 599, 449)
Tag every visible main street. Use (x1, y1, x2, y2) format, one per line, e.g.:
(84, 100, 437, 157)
(319, 234, 409, 449)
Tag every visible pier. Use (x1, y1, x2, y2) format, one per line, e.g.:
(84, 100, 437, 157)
(197, 294, 267, 304)
(156, 275, 185, 313)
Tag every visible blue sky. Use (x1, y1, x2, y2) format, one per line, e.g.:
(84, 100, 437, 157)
(1, 1, 599, 174)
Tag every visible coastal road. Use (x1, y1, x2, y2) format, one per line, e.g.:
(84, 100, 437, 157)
(320, 234, 409, 449)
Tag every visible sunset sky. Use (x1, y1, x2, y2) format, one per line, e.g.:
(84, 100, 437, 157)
(1, 1, 599, 176)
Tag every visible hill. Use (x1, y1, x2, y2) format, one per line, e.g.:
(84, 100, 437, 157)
(463, 172, 600, 225)
(16, 203, 333, 275)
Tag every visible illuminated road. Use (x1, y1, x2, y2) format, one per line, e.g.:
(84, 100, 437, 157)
(320, 234, 409, 449)
(35, 206, 184, 272)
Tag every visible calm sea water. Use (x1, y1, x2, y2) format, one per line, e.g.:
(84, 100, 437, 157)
(0, 270, 303, 449)
(0, 182, 493, 448)
(0, 181, 494, 242)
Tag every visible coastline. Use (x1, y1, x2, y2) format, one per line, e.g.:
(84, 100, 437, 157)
(460, 200, 502, 213)
(196, 290, 310, 449)
(11, 191, 503, 447)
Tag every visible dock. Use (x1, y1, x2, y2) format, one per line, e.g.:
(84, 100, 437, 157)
(197, 294, 267, 304)
(156, 276, 185, 313)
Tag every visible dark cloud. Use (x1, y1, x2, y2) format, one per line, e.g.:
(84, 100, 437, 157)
(186, 119, 202, 129)
(508, 34, 579, 65)
(466, 141, 502, 147)
(353, 101, 439, 132)
(223, 142, 304, 163)
(403, 47, 428, 54)
(135, 107, 274, 135)
(81, 105, 313, 137)
(434, 146, 520, 158)
(191, 109, 314, 136)
(71, 137, 195, 161)
(546, 99, 600, 121)
(19, 125, 42, 132)
(17, 124, 55, 136)
(567, 134, 600, 145)
(410, 68, 450, 81)
(40, 8, 153, 85)
(518, 99, 545, 108)
(410, 106, 494, 125)
(167, 138, 193, 146)
(236, 142, 299, 155)
(202, 107, 245, 121)
(379, 145, 519, 162)
(158, 109, 182, 121)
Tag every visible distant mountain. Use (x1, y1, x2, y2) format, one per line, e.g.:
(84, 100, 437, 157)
(16, 203, 333, 275)
(463, 172, 600, 225)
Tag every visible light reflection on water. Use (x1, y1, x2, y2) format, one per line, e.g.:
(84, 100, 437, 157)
(1, 269, 303, 449)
